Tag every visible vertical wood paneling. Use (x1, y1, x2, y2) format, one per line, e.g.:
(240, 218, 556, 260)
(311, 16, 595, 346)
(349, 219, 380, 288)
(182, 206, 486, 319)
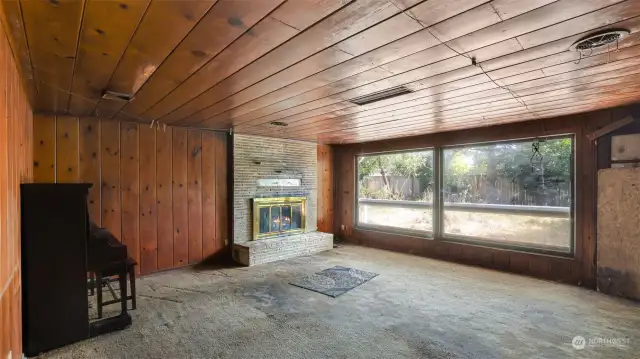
(0, 46, 8, 359)
(215, 134, 228, 249)
(317, 144, 334, 233)
(172, 128, 189, 267)
(0, 43, 8, 302)
(139, 126, 157, 274)
(121, 123, 140, 273)
(32, 115, 55, 183)
(187, 130, 202, 264)
(101, 120, 121, 239)
(55, 116, 79, 183)
(0, 19, 33, 359)
(31, 116, 230, 275)
(79, 117, 101, 224)
(201, 132, 216, 258)
(156, 128, 173, 270)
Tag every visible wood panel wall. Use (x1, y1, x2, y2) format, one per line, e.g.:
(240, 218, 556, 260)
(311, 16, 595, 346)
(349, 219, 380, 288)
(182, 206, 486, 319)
(32, 116, 229, 275)
(333, 106, 640, 288)
(0, 16, 34, 359)
(317, 144, 334, 234)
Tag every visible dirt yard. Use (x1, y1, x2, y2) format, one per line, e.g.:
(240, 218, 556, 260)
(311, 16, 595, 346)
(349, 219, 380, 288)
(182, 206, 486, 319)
(358, 204, 571, 249)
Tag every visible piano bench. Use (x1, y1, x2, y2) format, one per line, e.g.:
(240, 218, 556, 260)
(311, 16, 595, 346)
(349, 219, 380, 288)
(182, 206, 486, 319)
(94, 257, 137, 319)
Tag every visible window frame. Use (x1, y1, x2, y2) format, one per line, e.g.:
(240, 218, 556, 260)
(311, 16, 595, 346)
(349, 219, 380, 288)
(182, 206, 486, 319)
(355, 147, 436, 238)
(354, 134, 576, 257)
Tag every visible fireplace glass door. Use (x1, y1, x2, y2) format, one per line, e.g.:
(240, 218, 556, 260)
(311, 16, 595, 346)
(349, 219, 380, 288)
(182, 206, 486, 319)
(253, 197, 306, 240)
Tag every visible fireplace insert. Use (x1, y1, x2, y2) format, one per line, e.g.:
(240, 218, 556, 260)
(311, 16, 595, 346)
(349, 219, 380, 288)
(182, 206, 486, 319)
(252, 196, 306, 240)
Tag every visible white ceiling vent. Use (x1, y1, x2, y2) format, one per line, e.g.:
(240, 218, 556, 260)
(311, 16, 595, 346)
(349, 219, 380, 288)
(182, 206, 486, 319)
(569, 29, 630, 52)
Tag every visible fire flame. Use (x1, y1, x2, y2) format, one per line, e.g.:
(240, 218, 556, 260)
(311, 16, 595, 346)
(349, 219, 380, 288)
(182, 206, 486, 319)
(272, 216, 291, 225)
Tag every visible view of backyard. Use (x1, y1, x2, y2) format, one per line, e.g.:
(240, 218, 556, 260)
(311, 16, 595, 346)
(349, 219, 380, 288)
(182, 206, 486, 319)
(357, 137, 573, 251)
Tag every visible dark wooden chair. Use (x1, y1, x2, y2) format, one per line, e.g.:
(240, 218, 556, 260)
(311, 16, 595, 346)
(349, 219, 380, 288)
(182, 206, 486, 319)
(93, 257, 137, 319)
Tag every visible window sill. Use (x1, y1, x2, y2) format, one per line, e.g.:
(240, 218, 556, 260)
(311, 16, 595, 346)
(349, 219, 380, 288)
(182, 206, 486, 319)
(354, 224, 434, 239)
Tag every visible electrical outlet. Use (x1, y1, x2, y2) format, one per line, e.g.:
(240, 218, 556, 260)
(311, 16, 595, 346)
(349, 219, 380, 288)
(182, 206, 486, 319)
(341, 225, 345, 231)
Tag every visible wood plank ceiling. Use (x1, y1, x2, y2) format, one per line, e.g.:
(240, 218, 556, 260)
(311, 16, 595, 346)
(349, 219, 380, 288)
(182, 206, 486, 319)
(4, 0, 640, 143)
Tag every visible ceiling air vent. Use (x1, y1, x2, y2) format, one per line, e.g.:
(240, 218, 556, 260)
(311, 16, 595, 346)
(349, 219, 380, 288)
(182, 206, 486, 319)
(349, 86, 413, 106)
(101, 90, 133, 102)
(569, 29, 629, 52)
(269, 121, 288, 127)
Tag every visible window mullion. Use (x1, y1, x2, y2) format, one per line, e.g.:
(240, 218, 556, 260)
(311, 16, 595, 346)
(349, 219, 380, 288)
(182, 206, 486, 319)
(433, 147, 443, 240)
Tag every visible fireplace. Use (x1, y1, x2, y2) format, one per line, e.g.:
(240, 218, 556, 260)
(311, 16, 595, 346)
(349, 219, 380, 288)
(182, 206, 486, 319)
(252, 196, 306, 240)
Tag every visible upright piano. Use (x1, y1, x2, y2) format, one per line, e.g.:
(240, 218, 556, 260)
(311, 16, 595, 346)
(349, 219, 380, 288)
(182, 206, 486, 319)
(21, 183, 131, 357)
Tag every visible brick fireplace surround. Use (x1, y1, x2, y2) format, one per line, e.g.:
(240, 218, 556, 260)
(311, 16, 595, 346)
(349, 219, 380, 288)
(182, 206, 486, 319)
(231, 134, 332, 266)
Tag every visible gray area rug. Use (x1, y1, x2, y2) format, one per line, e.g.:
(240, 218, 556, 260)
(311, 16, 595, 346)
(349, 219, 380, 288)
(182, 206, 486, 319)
(289, 265, 378, 297)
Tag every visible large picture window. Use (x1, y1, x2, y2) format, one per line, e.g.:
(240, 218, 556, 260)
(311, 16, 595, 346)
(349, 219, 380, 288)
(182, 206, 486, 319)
(442, 137, 573, 252)
(357, 150, 434, 234)
(355, 136, 574, 255)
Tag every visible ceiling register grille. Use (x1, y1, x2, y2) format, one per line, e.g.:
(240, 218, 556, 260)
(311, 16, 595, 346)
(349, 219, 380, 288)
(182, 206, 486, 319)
(348, 86, 413, 106)
(569, 29, 630, 52)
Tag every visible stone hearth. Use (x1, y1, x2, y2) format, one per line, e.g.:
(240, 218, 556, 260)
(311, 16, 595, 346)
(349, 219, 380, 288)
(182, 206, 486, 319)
(233, 232, 333, 266)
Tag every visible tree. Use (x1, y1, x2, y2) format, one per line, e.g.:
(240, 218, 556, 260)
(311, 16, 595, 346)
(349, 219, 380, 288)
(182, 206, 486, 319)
(359, 151, 433, 200)
(358, 138, 572, 206)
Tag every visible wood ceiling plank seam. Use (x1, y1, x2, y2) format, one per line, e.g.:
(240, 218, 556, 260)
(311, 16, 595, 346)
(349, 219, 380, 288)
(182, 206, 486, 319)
(237, 73, 496, 130)
(63, 0, 87, 114)
(272, 84, 516, 129)
(268, 0, 640, 124)
(306, 65, 640, 136)
(447, 0, 627, 53)
(168, 40, 455, 126)
(174, 0, 559, 126)
(114, 0, 287, 119)
(214, 16, 640, 131)
(416, 23, 539, 121)
(159, 15, 431, 124)
(68, 0, 150, 116)
(151, 0, 475, 124)
(507, 53, 640, 92)
(21, 0, 86, 113)
(257, 62, 640, 137)
(208, 59, 490, 127)
(137, 0, 366, 120)
(323, 102, 619, 142)
(512, 60, 640, 96)
(266, 86, 514, 134)
(515, 0, 640, 49)
(190, 0, 630, 127)
(350, 95, 640, 141)
(127, 0, 298, 118)
(239, 58, 592, 133)
(165, 0, 496, 123)
(192, 1, 628, 131)
(327, 97, 526, 132)
(268, 87, 628, 139)
(159, 0, 531, 125)
(351, 82, 640, 134)
(67, 0, 152, 116)
(199, 41, 603, 130)
(314, 96, 636, 142)
(314, 100, 623, 142)
(84, 0, 154, 117)
(0, 0, 38, 106)
(316, 88, 640, 139)
(91, 0, 220, 119)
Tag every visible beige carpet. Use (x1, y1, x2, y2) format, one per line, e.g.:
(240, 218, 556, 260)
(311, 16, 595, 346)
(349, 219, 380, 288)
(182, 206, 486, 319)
(39, 245, 640, 359)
